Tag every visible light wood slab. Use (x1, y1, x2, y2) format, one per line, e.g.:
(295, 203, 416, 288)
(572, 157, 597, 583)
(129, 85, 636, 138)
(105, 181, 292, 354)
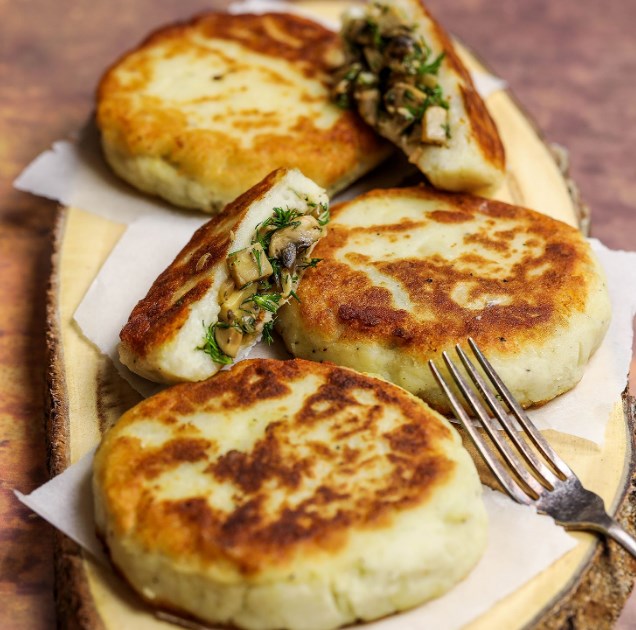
(46, 2, 636, 628)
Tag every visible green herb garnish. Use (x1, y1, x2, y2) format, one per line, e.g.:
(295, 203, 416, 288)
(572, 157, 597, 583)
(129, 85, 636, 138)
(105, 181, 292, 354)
(245, 292, 281, 313)
(198, 321, 233, 365)
(253, 247, 263, 276)
(261, 320, 275, 344)
(290, 290, 301, 303)
(317, 203, 330, 226)
(268, 256, 282, 287)
(335, 92, 352, 109)
(271, 207, 301, 228)
(298, 258, 323, 270)
(418, 51, 445, 76)
(367, 19, 384, 49)
(238, 316, 257, 334)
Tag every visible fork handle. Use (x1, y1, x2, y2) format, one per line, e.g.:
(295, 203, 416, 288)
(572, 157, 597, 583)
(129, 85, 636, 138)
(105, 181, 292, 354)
(605, 520, 636, 558)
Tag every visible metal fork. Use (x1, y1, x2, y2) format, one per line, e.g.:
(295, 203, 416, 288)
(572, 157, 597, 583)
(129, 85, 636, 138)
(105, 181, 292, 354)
(428, 337, 636, 558)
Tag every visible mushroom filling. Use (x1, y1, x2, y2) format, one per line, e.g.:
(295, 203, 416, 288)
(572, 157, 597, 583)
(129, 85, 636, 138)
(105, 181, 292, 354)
(333, 3, 451, 146)
(200, 201, 329, 364)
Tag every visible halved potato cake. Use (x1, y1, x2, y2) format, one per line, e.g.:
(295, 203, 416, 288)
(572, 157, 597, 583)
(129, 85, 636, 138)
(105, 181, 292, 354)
(119, 168, 329, 383)
(332, 0, 505, 192)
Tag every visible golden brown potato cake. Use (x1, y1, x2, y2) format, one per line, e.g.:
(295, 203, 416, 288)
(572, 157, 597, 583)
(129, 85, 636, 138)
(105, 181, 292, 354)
(93, 358, 487, 630)
(277, 186, 611, 411)
(97, 11, 390, 213)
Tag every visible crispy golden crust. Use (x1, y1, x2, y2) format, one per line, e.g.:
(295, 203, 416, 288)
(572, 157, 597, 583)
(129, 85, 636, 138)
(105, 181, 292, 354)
(94, 359, 455, 575)
(97, 11, 388, 211)
(289, 186, 591, 355)
(119, 169, 286, 358)
(277, 185, 610, 412)
(423, 2, 505, 170)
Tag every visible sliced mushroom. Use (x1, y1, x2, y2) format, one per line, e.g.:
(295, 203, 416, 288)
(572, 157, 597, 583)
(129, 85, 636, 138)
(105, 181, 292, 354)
(280, 243, 297, 269)
(354, 72, 381, 125)
(227, 243, 273, 288)
(384, 82, 427, 115)
(217, 278, 236, 304)
(214, 325, 243, 358)
(363, 46, 384, 73)
(219, 283, 258, 323)
(384, 33, 417, 72)
(421, 105, 448, 145)
(268, 216, 322, 269)
(356, 87, 381, 126)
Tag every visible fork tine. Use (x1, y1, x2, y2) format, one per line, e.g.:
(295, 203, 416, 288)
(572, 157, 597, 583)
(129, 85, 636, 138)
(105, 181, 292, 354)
(467, 338, 573, 479)
(439, 352, 544, 500)
(429, 359, 535, 504)
(455, 344, 560, 489)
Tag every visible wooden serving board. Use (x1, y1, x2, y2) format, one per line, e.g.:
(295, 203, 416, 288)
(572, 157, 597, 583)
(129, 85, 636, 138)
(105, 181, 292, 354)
(45, 2, 636, 628)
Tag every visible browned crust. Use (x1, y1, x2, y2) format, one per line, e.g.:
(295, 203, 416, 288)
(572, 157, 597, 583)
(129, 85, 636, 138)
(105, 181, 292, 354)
(293, 185, 595, 365)
(420, 0, 505, 169)
(95, 358, 454, 575)
(119, 168, 285, 357)
(96, 11, 388, 207)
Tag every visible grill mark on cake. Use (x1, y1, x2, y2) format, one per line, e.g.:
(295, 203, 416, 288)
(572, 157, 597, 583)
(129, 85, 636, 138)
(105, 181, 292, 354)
(463, 231, 511, 253)
(136, 438, 212, 479)
(429, 209, 474, 223)
(331, 406, 383, 441)
(208, 425, 308, 493)
(384, 423, 431, 455)
(460, 85, 505, 167)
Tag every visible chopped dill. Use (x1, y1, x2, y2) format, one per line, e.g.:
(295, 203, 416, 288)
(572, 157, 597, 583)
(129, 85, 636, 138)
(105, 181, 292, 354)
(245, 292, 281, 313)
(317, 203, 330, 226)
(271, 207, 302, 229)
(262, 319, 275, 344)
(198, 321, 233, 365)
(253, 247, 263, 276)
(417, 51, 445, 76)
(297, 258, 323, 270)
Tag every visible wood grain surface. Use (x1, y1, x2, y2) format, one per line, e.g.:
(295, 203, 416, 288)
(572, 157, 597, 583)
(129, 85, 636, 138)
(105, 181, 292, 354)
(1, 0, 635, 628)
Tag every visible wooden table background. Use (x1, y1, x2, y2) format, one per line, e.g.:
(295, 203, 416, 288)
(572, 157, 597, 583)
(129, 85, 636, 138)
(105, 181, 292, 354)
(1, 0, 635, 627)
